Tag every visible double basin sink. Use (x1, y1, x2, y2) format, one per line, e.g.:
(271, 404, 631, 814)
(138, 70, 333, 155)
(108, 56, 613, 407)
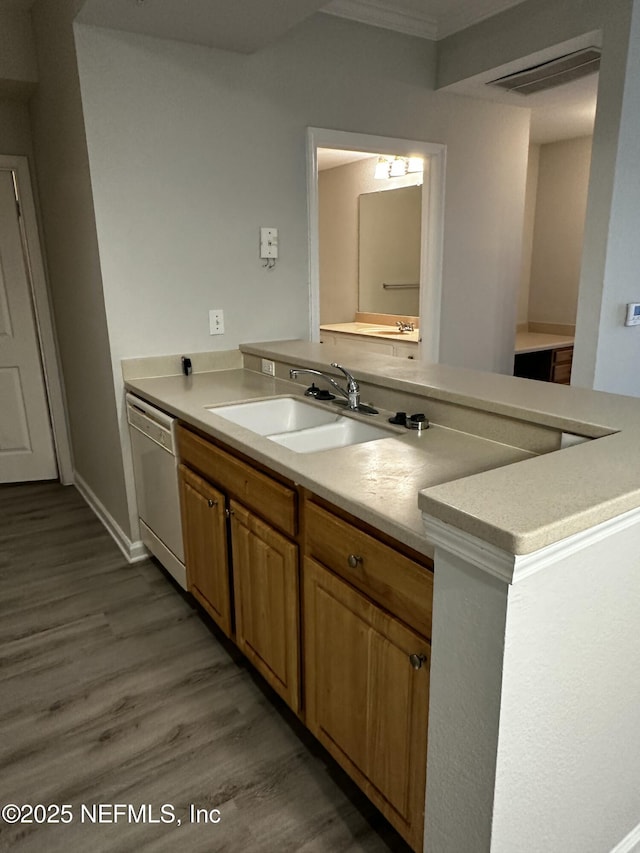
(208, 396, 396, 453)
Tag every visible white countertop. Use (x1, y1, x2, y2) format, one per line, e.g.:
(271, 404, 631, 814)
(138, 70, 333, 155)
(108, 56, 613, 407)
(125, 339, 640, 558)
(125, 363, 533, 560)
(320, 322, 419, 344)
(514, 331, 575, 353)
(320, 327, 573, 353)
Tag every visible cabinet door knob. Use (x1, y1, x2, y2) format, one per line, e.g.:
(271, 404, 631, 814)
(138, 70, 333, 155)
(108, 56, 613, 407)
(207, 499, 217, 508)
(347, 554, 362, 568)
(409, 653, 427, 670)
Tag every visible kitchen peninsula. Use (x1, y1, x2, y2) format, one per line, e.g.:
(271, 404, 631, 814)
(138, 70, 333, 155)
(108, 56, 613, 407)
(123, 340, 640, 853)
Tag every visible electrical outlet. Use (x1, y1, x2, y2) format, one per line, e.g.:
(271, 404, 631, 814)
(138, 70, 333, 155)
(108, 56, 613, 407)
(261, 358, 275, 376)
(209, 309, 224, 335)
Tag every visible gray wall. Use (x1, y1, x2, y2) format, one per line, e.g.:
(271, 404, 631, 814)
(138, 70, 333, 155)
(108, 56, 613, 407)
(0, 98, 35, 160)
(29, 0, 131, 538)
(438, 0, 640, 397)
(74, 13, 529, 374)
(517, 144, 539, 326)
(528, 136, 592, 326)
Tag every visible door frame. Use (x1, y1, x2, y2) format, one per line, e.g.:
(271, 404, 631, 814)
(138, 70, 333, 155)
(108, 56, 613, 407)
(306, 127, 446, 363)
(0, 154, 73, 484)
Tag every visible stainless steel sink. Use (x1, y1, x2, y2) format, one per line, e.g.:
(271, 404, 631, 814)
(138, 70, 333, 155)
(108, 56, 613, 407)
(207, 396, 395, 453)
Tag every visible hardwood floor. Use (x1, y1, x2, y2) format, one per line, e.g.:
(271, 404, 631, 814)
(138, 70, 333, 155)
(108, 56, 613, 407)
(0, 482, 411, 853)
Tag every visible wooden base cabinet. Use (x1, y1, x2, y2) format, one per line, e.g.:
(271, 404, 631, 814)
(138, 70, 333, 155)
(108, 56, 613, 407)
(304, 557, 430, 851)
(177, 425, 301, 713)
(177, 425, 433, 850)
(179, 464, 232, 637)
(230, 500, 300, 712)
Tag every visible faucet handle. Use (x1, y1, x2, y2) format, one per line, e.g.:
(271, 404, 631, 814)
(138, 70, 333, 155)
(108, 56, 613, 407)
(330, 362, 359, 391)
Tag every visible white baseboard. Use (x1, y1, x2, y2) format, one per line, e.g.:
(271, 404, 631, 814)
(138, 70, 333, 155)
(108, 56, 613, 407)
(73, 472, 148, 564)
(611, 823, 640, 853)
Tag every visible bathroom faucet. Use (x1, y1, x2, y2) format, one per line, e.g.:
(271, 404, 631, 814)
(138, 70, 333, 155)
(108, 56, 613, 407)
(396, 320, 415, 333)
(289, 362, 362, 410)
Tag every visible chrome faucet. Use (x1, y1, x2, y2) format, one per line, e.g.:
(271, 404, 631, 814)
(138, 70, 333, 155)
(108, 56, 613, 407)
(289, 362, 368, 411)
(396, 320, 415, 333)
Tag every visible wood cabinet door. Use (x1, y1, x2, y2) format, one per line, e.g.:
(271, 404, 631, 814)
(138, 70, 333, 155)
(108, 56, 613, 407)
(304, 556, 429, 851)
(178, 464, 232, 637)
(230, 500, 300, 713)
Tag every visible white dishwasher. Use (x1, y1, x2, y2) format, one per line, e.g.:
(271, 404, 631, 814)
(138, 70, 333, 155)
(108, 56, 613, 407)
(126, 393, 186, 590)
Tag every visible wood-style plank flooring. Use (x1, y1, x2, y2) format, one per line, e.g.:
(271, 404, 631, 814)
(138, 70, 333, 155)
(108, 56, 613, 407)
(0, 482, 411, 853)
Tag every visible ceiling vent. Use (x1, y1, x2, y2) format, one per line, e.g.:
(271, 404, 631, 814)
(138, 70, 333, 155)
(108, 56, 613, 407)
(487, 47, 601, 95)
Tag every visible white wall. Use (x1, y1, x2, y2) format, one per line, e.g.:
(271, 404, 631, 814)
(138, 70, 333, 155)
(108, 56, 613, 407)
(0, 98, 35, 160)
(436, 0, 640, 397)
(436, 0, 614, 90)
(517, 144, 539, 326)
(29, 0, 131, 539)
(528, 136, 592, 327)
(424, 551, 507, 852)
(492, 519, 640, 852)
(425, 510, 640, 853)
(74, 13, 530, 377)
(0, 7, 37, 97)
(574, 0, 640, 396)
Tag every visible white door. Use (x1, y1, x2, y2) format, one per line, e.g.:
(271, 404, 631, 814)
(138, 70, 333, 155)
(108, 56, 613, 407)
(0, 169, 57, 482)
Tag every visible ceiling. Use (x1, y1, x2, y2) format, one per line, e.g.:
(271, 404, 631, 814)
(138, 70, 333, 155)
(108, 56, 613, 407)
(73, 0, 529, 52)
(23, 0, 596, 143)
(317, 150, 375, 171)
(0, 0, 36, 10)
(75, 0, 330, 54)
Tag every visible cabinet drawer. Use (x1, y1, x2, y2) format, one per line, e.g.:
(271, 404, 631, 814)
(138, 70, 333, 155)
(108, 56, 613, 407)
(304, 500, 433, 638)
(553, 346, 574, 365)
(177, 425, 296, 536)
(552, 363, 572, 384)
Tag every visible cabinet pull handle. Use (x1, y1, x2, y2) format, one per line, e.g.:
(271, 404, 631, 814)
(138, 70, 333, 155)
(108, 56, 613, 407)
(225, 508, 234, 518)
(409, 653, 427, 670)
(347, 554, 362, 569)
(207, 499, 217, 508)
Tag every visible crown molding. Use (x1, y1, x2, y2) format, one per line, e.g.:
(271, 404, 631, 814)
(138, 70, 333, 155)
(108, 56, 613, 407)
(322, 0, 438, 41)
(322, 0, 526, 41)
(436, 0, 527, 39)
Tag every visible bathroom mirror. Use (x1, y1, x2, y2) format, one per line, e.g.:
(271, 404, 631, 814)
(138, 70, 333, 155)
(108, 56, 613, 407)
(358, 185, 421, 316)
(317, 149, 425, 325)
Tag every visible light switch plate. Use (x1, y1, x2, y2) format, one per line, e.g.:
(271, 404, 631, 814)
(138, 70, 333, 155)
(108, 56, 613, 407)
(209, 308, 224, 335)
(260, 227, 278, 259)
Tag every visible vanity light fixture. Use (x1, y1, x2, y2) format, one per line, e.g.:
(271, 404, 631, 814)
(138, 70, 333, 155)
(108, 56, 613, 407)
(374, 155, 424, 179)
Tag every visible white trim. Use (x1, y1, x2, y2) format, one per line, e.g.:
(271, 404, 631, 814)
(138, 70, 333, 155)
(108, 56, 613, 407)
(322, 0, 438, 40)
(436, 0, 526, 39)
(610, 822, 640, 853)
(423, 503, 640, 585)
(306, 127, 446, 363)
(0, 155, 74, 485)
(321, 0, 525, 41)
(422, 515, 516, 583)
(74, 471, 148, 563)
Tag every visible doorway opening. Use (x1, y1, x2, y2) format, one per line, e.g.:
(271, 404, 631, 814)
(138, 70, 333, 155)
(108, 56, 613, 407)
(0, 156, 73, 484)
(306, 128, 446, 364)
